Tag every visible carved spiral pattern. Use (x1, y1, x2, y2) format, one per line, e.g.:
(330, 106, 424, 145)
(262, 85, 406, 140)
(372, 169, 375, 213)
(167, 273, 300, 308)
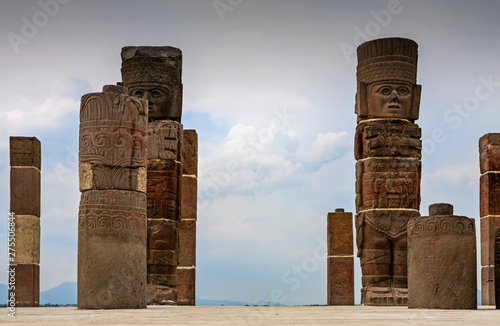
(79, 211, 147, 231)
(408, 216, 475, 236)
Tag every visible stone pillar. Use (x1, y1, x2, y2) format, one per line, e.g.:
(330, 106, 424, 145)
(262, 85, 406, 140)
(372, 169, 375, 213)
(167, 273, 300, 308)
(121, 46, 186, 305)
(496, 228, 500, 309)
(9, 136, 41, 307)
(479, 133, 500, 305)
(408, 204, 477, 309)
(178, 130, 198, 306)
(354, 38, 422, 306)
(327, 209, 354, 305)
(78, 86, 148, 309)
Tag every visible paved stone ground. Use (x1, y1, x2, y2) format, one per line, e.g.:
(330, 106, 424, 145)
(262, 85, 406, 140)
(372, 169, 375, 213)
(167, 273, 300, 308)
(1, 305, 498, 325)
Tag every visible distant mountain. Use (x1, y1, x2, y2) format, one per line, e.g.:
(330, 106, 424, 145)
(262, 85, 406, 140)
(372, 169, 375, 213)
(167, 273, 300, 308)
(40, 282, 77, 305)
(195, 297, 252, 306)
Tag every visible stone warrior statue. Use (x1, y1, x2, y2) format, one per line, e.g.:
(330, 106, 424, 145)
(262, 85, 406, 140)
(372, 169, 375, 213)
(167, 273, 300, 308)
(121, 46, 197, 305)
(354, 38, 422, 305)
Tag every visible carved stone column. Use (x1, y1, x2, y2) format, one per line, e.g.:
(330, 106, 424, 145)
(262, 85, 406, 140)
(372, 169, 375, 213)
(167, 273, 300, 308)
(354, 38, 422, 306)
(479, 133, 500, 305)
(178, 129, 198, 306)
(78, 86, 148, 309)
(122, 46, 187, 305)
(408, 204, 477, 309)
(327, 209, 354, 305)
(9, 136, 41, 307)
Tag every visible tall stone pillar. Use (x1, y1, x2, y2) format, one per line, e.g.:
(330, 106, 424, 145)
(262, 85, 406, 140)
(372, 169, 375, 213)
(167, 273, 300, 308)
(9, 136, 41, 307)
(121, 46, 187, 305)
(354, 38, 422, 306)
(178, 130, 198, 305)
(479, 133, 500, 305)
(327, 209, 354, 305)
(408, 204, 477, 309)
(78, 86, 148, 309)
(495, 228, 500, 309)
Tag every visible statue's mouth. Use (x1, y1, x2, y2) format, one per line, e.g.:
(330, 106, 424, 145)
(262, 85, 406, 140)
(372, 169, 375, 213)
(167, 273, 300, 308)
(388, 105, 400, 109)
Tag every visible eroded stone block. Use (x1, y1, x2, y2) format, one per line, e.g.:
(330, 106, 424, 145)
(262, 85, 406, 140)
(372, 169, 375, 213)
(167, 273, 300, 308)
(480, 133, 500, 174)
(11, 215, 40, 265)
(181, 175, 197, 221)
(408, 204, 477, 309)
(9, 264, 39, 307)
(10, 137, 41, 169)
(480, 173, 500, 217)
(148, 121, 183, 161)
(10, 167, 40, 217)
(147, 161, 182, 220)
(182, 130, 198, 176)
(79, 163, 146, 192)
(179, 219, 196, 267)
(327, 209, 353, 256)
(177, 268, 195, 306)
(327, 257, 354, 305)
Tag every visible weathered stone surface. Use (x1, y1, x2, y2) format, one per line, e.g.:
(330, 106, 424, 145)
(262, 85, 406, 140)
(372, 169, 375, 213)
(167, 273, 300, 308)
(181, 175, 197, 221)
(148, 274, 177, 287)
(481, 216, 500, 266)
(148, 120, 183, 161)
(328, 256, 354, 306)
(179, 219, 196, 267)
(10, 215, 40, 265)
(79, 163, 146, 192)
(355, 38, 422, 306)
(79, 92, 148, 168)
(147, 161, 182, 221)
(9, 264, 39, 307)
(182, 130, 198, 176)
(102, 84, 128, 94)
(177, 268, 195, 306)
(354, 120, 421, 160)
(480, 173, 500, 217)
(480, 133, 500, 174)
(482, 266, 495, 306)
(356, 159, 421, 211)
(148, 218, 178, 251)
(355, 38, 421, 122)
(10, 167, 41, 217)
(327, 209, 353, 256)
(78, 190, 147, 309)
(408, 204, 477, 309)
(121, 46, 183, 122)
(495, 228, 500, 309)
(10, 137, 41, 170)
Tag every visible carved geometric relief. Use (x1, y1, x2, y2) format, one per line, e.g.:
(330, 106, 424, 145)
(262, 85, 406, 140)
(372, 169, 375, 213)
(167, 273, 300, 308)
(148, 121, 183, 161)
(147, 161, 182, 220)
(10, 137, 41, 169)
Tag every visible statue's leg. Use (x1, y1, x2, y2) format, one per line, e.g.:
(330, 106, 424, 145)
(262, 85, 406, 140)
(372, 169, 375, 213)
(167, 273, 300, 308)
(359, 223, 393, 305)
(391, 232, 408, 306)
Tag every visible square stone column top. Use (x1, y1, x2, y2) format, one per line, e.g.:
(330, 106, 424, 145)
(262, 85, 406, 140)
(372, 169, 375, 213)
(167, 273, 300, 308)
(10, 137, 41, 169)
(480, 133, 500, 174)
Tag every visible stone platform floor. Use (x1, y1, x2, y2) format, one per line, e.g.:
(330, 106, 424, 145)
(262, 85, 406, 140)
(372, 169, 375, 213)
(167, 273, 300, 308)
(1, 305, 498, 325)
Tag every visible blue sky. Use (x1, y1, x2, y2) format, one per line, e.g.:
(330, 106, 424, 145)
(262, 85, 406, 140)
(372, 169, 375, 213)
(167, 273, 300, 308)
(1, 0, 500, 305)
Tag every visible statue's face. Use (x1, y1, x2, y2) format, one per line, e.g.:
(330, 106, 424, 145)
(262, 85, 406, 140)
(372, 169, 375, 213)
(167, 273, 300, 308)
(129, 86, 173, 120)
(367, 82, 412, 118)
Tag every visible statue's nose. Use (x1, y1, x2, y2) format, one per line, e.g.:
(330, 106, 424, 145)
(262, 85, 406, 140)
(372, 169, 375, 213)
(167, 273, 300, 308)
(389, 91, 399, 102)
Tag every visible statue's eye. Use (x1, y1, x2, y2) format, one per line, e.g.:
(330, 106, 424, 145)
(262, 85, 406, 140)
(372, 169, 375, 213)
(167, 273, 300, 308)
(151, 90, 162, 98)
(379, 87, 392, 95)
(133, 90, 144, 98)
(398, 87, 409, 96)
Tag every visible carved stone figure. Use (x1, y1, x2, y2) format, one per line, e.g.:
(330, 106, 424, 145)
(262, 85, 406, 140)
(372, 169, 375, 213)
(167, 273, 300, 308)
(354, 38, 422, 306)
(9, 136, 41, 307)
(121, 46, 197, 305)
(327, 209, 354, 305)
(479, 133, 500, 305)
(408, 204, 477, 309)
(78, 86, 148, 309)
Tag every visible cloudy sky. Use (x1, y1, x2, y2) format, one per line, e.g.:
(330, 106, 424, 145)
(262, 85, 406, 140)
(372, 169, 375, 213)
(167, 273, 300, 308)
(1, 0, 500, 306)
